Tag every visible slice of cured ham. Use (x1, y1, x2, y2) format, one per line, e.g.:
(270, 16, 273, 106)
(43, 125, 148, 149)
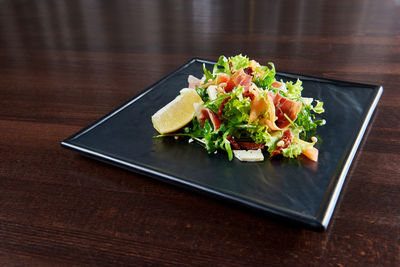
(188, 75, 202, 88)
(226, 135, 265, 150)
(272, 93, 302, 129)
(247, 89, 302, 131)
(224, 69, 252, 92)
(237, 142, 265, 150)
(247, 88, 280, 131)
(217, 96, 231, 119)
(270, 81, 286, 91)
(216, 73, 230, 85)
(196, 106, 221, 131)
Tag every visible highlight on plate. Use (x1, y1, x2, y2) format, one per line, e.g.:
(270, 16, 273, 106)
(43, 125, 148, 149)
(151, 55, 325, 162)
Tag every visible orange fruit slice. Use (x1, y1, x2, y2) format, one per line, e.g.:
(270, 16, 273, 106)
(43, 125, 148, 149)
(151, 88, 203, 134)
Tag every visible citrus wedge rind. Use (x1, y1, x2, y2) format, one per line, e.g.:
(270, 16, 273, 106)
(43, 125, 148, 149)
(151, 88, 203, 134)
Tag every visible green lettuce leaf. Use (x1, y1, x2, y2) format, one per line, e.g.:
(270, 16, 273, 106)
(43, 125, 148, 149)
(282, 138, 313, 158)
(221, 135, 233, 161)
(213, 55, 229, 75)
(312, 100, 325, 114)
(228, 54, 249, 70)
(285, 79, 303, 99)
(205, 94, 231, 114)
(203, 63, 214, 81)
(195, 85, 209, 103)
(253, 63, 276, 89)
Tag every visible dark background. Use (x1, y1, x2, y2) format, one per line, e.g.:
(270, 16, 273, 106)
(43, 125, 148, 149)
(1, 0, 399, 265)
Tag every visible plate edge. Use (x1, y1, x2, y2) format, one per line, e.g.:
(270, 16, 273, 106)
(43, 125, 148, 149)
(319, 85, 383, 229)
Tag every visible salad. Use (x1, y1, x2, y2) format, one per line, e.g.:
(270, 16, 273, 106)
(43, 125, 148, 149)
(152, 55, 325, 162)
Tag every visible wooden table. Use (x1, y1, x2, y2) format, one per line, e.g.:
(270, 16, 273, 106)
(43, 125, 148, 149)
(1, 0, 399, 265)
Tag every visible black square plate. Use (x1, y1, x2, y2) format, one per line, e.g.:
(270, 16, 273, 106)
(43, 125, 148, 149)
(61, 58, 382, 230)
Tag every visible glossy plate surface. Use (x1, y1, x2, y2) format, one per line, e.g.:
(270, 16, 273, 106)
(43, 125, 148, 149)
(61, 58, 382, 230)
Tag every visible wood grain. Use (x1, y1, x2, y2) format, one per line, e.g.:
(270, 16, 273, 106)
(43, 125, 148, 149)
(0, 0, 399, 265)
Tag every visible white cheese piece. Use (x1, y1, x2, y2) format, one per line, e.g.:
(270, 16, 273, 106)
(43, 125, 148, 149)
(233, 149, 264, 162)
(207, 85, 218, 100)
(302, 97, 313, 106)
